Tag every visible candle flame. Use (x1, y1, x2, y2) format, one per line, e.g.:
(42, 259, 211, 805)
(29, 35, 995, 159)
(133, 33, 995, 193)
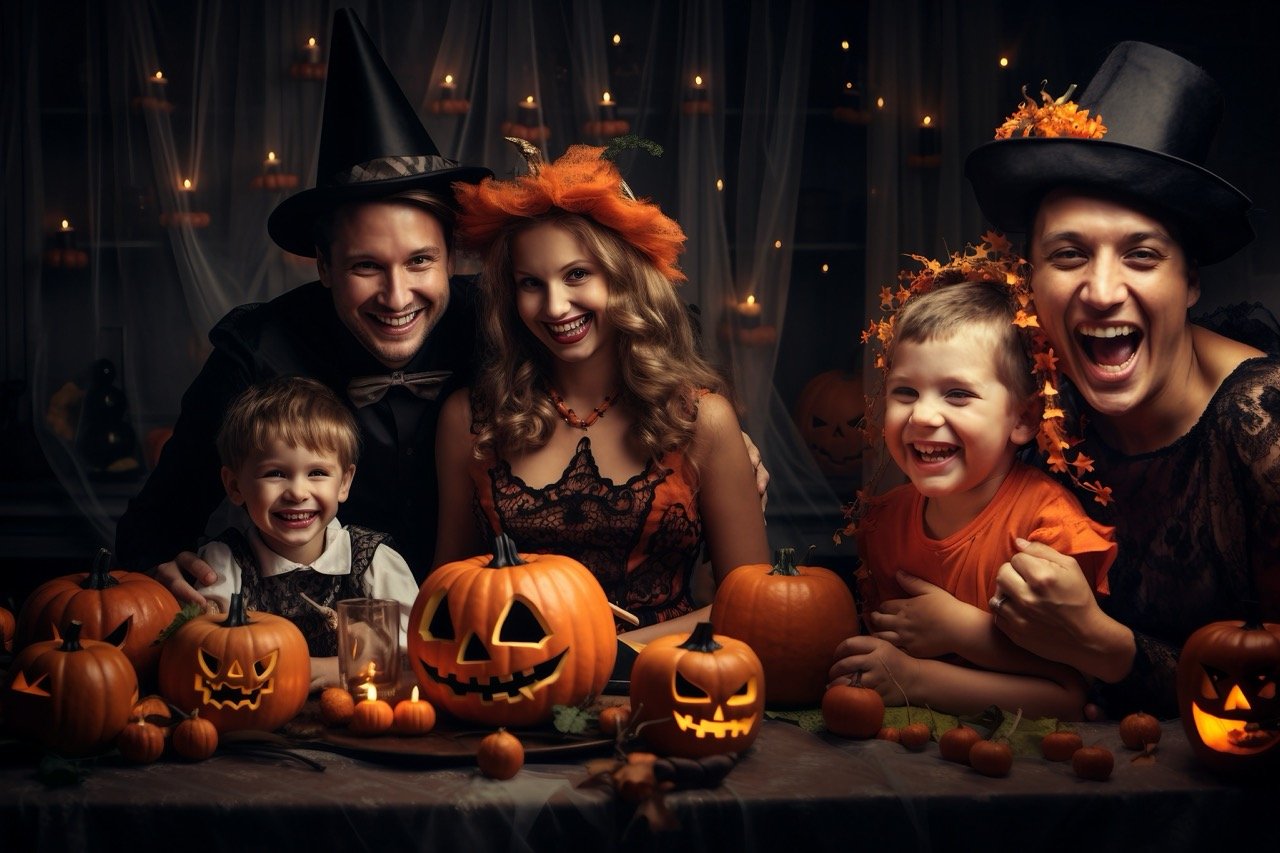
(922, 115, 933, 126)
(60, 219, 71, 230)
(444, 74, 454, 85)
(840, 39, 850, 50)
(307, 37, 317, 48)
(821, 263, 830, 273)
(999, 56, 1009, 68)
(746, 295, 756, 306)
(774, 239, 782, 249)
(267, 151, 276, 161)
(694, 75, 704, 86)
(845, 81, 853, 90)
(182, 178, 192, 190)
(154, 70, 164, 81)
(612, 33, 621, 45)
(525, 95, 535, 105)
(876, 96, 885, 108)
(366, 684, 378, 702)
(602, 91, 612, 103)
(715, 178, 724, 191)
(411, 685, 420, 702)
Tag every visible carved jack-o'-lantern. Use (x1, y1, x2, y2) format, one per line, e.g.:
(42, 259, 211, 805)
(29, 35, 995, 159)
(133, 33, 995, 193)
(1177, 616, 1280, 776)
(793, 369, 865, 478)
(158, 593, 310, 733)
(4, 620, 139, 756)
(407, 534, 616, 727)
(630, 622, 765, 758)
(16, 548, 180, 683)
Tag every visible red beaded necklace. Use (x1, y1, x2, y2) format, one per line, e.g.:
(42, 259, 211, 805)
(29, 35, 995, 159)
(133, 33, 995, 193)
(549, 388, 617, 430)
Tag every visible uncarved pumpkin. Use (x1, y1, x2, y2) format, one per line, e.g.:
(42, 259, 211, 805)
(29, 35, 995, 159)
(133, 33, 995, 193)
(711, 548, 859, 707)
(158, 592, 309, 733)
(16, 548, 180, 682)
(4, 620, 139, 756)
(407, 533, 616, 727)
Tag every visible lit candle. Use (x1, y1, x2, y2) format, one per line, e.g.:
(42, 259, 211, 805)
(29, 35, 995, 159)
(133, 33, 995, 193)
(918, 114, 940, 157)
(441, 73, 457, 100)
(303, 36, 320, 64)
(263, 151, 280, 174)
(841, 80, 862, 112)
(736, 294, 762, 329)
(392, 686, 437, 736)
(688, 73, 708, 102)
(518, 94, 539, 124)
(599, 91, 617, 121)
(179, 177, 195, 194)
(349, 683, 394, 737)
(148, 70, 167, 95)
(56, 219, 76, 249)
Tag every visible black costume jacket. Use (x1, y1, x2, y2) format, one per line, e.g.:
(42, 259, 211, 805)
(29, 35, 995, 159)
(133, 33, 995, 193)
(114, 279, 477, 580)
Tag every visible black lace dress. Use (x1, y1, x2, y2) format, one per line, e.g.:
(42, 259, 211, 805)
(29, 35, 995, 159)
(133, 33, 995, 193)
(1065, 356, 1280, 718)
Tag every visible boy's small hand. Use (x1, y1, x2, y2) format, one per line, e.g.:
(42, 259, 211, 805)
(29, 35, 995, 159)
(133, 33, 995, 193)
(827, 635, 918, 703)
(153, 552, 217, 608)
(866, 572, 983, 659)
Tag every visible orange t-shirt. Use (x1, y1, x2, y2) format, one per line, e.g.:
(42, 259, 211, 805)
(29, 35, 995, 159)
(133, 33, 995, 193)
(854, 462, 1115, 616)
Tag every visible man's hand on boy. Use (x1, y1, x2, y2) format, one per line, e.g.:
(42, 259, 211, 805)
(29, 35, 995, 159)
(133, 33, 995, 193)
(153, 551, 218, 608)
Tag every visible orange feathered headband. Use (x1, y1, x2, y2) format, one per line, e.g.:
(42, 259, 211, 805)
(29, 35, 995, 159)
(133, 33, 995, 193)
(454, 143, 687, 282)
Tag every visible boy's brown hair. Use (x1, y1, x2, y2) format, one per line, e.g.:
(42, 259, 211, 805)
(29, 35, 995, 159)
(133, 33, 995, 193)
(217, 376, 360, 470)
(888, 280, 1037, 400)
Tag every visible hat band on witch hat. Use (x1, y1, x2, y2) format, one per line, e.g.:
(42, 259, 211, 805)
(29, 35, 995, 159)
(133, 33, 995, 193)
(331, 154, 467, 186)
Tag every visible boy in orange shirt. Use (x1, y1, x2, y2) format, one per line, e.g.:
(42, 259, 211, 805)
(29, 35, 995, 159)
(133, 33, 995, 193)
(831, 281, 1115, 719)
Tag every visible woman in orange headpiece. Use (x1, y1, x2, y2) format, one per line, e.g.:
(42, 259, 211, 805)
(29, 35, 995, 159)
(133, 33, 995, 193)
(435, 144, 769, 641)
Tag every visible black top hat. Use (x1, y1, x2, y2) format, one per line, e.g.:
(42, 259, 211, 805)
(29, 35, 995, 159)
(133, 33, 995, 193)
(965, 41, 1252, 265)
(268, 9, 492, 257)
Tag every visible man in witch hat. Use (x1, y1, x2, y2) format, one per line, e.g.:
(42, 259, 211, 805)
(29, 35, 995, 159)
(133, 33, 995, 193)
(115, 9, 492, 593)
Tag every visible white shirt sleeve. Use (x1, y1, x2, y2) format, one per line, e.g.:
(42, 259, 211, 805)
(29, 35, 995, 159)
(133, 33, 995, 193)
(194, 540, 241, 615)
(364, 544, 421, 652)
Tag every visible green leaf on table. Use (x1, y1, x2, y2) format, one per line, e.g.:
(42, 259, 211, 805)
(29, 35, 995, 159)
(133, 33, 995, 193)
(154, 603, 205, 645)
(552, 704, 594, 735)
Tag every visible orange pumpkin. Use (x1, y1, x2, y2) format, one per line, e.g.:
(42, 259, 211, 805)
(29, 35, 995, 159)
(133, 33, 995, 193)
(116, 718, 166, 764)
(0, 605, 14, 652)
(171, 711, 219, 760)
(711, 548, 859, 707)
(630, 622, 764, 758)
(16, 548, 180, 682)
(392, 686, 436, 736)
(157, 592, 309, 733)
(4, 620, 139, 756)
(407, 533, 616, 727)
(1177, 615, 1280, 776)
(793, 369, 866, 479)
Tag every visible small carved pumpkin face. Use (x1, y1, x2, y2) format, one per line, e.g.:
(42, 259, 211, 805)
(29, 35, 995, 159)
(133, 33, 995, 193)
(1178, 618, 1280, 774)
(630, 622, 765, 758)
(158, 594, 310, 733)
(793, 370, 865, 478)
(407, 536, 616, 727)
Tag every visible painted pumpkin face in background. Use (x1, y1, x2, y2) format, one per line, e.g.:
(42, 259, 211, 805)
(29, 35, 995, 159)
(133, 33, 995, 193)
(158, 593, 310, 733)
(630, 622, 765, 758)
(1177, 617, 1280, 775)
(793, 369, 865, 479)
(408, 534, 616, 727)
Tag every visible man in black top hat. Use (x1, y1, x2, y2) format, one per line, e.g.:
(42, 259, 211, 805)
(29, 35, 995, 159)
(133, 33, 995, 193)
(114, 9, 492, 591)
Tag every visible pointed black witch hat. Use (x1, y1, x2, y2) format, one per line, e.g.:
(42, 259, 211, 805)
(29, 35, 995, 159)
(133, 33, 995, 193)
(268, 8, 491, 257)
(965, 41, 1252, 265)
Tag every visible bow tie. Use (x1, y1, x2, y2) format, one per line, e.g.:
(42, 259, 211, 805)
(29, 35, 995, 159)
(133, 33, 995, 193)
(346, 370, 453, 408)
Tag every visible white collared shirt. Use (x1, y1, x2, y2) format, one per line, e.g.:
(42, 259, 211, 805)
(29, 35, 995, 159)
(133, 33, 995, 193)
(198, 517, 418, 649)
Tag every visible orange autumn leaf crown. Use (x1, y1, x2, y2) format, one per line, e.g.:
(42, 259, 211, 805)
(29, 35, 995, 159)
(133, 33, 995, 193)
(454, 142, 687, 282)
(835, 232, 1111, 544)
(993, 82, 1107, 140)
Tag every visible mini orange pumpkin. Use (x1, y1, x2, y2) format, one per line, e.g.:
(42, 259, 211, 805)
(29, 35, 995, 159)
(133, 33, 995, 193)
(4, 620, 139, 756)
(407, 533, 616, 727)
(710, 547, 859, 707)
(116, 718, 166, 763)
(158, 592, 309, 733)
(630, 622, 764, 758)
(16, 548, 180, 682)
(172, 711, 219, 760)
(1177, 615, 1280, 776)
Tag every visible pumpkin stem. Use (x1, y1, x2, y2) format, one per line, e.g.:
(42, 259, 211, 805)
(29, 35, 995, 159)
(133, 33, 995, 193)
(223, 592, 251, 627)
(1241, 599, 1264, 631)
(679, 622, 723, 653)
(84, 547, 120, 590)
(487, 533, 528, 569)
(768, 548, 799, 576)
(61, 619, 85, 651)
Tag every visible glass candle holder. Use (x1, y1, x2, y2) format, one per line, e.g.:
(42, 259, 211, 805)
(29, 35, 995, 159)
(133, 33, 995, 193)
(337, 598, 401, 702)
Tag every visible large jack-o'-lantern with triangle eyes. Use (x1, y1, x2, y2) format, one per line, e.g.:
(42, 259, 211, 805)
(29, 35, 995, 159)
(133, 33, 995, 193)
(158, 593, 310, 733)
(630, 622, 765, 758)
(408, 534, 616, 727)
(1177, 616, 1280, 776)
